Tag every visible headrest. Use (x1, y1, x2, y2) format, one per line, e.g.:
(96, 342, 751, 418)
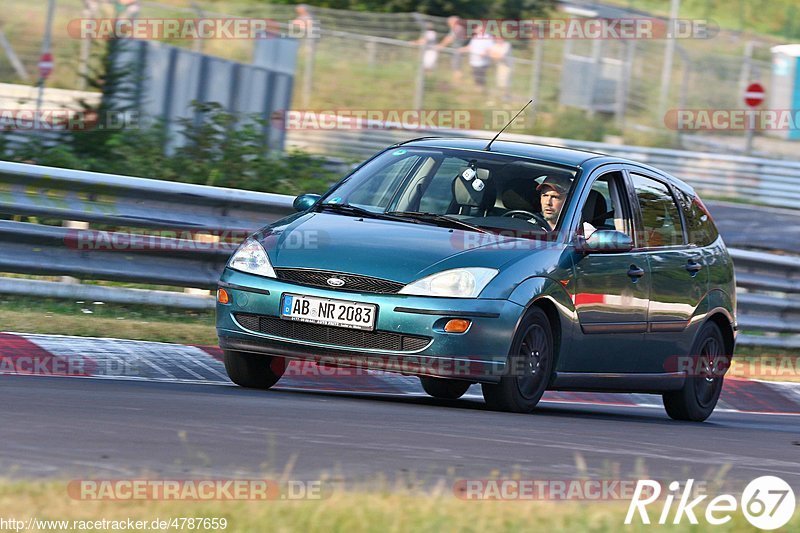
(582, 189, 608, 224)
(501, 178, 538, 212)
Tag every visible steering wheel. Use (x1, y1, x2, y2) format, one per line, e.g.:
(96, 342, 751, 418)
(502, 209, 550, 230)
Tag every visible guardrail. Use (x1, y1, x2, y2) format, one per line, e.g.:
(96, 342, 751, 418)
(285, 121, 800, 210)
(0, 161, 798, 348)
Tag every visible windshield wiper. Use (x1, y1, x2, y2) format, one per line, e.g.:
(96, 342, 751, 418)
(386, 211, 492, 234)
(318, 203, 422, 224)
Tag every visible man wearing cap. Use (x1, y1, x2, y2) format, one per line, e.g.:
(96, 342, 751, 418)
(536, 175, 571, 231)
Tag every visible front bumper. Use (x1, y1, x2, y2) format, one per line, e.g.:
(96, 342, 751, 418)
(216, 269, 524, 382)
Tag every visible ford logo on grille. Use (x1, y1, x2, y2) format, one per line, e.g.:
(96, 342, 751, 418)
(326, 277, 345, 287)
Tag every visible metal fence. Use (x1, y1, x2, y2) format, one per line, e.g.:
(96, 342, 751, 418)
(1, 0, 781, 145)
(0, 160, 798, 348)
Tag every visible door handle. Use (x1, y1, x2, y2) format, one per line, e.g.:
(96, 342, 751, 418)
(627, 265, 645, 280)
(685, 260, 703, 275)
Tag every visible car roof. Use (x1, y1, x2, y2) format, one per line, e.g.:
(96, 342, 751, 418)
(398, 137, 606, 167)
(398, 136, 697, 195)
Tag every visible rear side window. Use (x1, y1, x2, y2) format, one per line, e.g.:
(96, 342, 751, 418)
(676, 189, 719, 246)
(630, 173, 685, 247)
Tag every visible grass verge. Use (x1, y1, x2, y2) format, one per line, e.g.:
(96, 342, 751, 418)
(0, 479, 794, 533)
(0, 295, 216, 345)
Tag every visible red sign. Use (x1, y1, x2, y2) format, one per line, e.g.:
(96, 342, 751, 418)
(744, 82, 765, 107)
(38, 52, 54, 79)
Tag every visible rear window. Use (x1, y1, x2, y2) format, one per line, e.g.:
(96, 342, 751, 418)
(676, 189, 719, 246)
(630, 173, 685, 247)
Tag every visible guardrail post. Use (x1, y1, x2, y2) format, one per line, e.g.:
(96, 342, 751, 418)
(529, 40, 543, 104)
(60, 220, 89, 284)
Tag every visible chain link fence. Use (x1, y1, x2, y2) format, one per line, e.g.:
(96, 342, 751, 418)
(0, 0, 788, 151)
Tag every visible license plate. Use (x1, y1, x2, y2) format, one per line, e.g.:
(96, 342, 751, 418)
(280, 294, 377, 331)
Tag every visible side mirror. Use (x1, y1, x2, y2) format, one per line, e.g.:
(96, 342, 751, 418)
(293, 193, 321, 212)
(575, 230, 633, 254)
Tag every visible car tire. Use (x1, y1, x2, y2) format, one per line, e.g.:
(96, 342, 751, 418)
(223, 350, 286, 390)
(481, 306, 554, 413)
(662, 321, 727, 422)
(419, 376, 471, 400)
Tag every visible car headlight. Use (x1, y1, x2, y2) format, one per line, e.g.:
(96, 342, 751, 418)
(228, 238, 276, 278)
(398, 268, 498, 298)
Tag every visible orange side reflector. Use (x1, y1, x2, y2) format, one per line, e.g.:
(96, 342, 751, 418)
(217, 288, 230, 304)
(444, 319, 471, 333)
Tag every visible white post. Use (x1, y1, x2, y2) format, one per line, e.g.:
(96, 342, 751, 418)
(35, 0, 57, 126)
(529, 40, 543, 103)
(0, 27, 30, 81)
(740, 41, 756, 155)
(658, 0, 681, 114)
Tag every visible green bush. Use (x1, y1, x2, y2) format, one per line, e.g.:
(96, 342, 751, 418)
(4, 103, 340, 196)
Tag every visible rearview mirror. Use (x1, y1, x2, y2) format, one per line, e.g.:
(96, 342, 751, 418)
(575, 230, 633, 254)
(293, 193, 321, 212)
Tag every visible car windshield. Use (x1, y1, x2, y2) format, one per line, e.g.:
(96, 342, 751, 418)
(318, 147, 579, 238)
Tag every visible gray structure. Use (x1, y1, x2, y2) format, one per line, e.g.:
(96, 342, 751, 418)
(768, 44, 800, 141)
(117, 37, 298, 151)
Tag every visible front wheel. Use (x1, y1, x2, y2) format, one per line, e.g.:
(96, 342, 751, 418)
(481, 307, 554, 413)
(223, 350, 286, 389)
(662, 321, 727, 422)
(420, 376, 471, 400)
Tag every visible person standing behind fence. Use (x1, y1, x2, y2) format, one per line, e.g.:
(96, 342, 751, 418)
(291, 4, 317, 38)
(490, 35, 512, 103)
(460, 22, 494, 94)
(413, 22, 439, 73)
(437, 16, 467, 83)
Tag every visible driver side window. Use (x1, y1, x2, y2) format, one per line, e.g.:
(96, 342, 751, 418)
(580, 172, 630, 238)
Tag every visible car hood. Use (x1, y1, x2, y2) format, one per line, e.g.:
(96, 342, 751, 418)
(256, 212, 544, 284)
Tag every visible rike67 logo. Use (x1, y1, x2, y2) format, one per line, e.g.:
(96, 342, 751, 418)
(625, 476, 796, 529)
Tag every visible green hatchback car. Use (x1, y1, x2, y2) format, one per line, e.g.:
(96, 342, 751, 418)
(216, 138, 736, 421)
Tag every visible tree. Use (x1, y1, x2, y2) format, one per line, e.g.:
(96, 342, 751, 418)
(70, 37, 141, 162)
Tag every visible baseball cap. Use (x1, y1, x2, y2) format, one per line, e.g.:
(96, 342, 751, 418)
(536, 175, 572, 195)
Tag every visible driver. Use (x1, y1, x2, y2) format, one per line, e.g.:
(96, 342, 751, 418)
(536, 175, 571, 231)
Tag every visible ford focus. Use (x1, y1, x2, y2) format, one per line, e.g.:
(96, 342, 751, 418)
(216, 138, 736, 421)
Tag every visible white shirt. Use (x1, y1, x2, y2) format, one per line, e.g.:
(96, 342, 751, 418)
(468, 33, 494, 68)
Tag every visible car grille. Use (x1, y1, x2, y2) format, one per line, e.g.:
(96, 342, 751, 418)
(233, 313, 431, 352)
(273, 268, 404, 294)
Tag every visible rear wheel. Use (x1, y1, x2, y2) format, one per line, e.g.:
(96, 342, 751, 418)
(663, 321, 727, 422)
(481, 307, 554, 413)
(420, 376, 471, 399)
(223, 350, 286, 389)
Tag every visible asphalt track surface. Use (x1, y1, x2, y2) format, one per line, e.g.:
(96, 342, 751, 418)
(3, 374, 799, 492)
